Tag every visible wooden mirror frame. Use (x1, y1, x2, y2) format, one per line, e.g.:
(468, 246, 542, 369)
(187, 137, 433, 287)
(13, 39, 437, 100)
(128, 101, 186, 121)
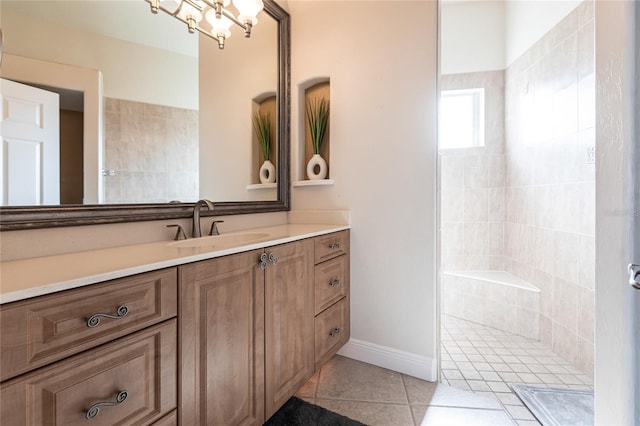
(0, 0, 290, 231)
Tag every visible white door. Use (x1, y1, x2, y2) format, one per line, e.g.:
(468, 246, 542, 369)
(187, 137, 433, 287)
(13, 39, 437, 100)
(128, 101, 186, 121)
(0, 78, 60, 205)
(594, 1, 639, 423)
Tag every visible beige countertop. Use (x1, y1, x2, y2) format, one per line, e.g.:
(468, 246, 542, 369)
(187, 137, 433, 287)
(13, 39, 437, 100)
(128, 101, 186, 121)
(0, 223, 349, 304)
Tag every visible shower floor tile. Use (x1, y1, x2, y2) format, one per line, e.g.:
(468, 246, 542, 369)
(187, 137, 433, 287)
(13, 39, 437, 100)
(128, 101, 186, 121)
(441, 315, 593, 425)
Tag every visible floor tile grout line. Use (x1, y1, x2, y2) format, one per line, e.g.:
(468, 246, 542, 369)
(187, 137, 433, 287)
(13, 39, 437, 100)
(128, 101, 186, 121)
(440, 314, 594, 425)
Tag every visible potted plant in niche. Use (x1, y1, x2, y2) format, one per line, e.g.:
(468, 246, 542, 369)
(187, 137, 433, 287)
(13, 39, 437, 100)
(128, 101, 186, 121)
(253, 110, 276, 184)
(306, 97, 329, 180)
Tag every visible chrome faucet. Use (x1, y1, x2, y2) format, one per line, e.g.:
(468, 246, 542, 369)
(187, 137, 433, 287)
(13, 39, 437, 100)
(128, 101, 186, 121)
(192, 199, 214, 238)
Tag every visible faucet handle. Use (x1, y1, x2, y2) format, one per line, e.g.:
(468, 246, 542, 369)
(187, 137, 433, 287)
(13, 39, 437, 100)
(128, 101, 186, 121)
(209, 220, 225, 236)
(167, 224, 187, 241)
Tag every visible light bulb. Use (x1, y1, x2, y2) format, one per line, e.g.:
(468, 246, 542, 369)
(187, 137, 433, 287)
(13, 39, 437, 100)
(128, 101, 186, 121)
(205, 9, 233, 39)
(232, 0, 263, 26)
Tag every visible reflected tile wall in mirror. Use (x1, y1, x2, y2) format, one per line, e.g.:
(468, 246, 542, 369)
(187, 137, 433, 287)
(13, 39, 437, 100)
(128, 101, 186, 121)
(104, 98, 199, 204)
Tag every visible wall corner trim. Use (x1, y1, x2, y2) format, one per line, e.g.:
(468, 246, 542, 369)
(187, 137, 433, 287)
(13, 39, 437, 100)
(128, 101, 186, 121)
(337, 338, 438, 382)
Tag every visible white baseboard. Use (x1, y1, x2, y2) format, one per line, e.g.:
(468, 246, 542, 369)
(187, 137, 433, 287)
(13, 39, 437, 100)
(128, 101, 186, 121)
(337, 338, 438, 382)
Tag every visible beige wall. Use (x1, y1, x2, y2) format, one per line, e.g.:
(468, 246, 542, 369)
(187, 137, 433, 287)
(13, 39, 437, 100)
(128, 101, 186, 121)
(1, 3, 198, 110)
(289, 1, 438, 367)
(198, 15, 278, 202)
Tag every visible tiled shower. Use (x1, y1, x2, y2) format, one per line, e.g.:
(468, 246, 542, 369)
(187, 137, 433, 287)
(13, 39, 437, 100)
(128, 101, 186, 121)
(440, 0, 595, 383)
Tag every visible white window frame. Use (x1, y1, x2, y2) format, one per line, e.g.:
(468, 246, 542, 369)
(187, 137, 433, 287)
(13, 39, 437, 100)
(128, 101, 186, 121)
(439, 88, 485, 150)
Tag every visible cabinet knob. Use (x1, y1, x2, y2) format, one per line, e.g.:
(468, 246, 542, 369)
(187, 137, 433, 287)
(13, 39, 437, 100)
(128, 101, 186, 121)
(259, 253, 268, 270)
(329, 279, 341, 287)
(85, 390, 128, 420)
(86, 305, 129, 328)
(268, 252, 278, 265)
(328, 327, 341, 337)
(329, 243, 341, 250)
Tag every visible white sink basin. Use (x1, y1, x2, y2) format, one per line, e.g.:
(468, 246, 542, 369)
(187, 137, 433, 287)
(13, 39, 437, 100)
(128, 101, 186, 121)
(167, 232, 271, 249)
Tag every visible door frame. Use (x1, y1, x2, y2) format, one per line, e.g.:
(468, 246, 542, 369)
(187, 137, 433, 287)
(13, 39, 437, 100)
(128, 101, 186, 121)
(594, 1, 638, 423)
(0, 53, 103, 204)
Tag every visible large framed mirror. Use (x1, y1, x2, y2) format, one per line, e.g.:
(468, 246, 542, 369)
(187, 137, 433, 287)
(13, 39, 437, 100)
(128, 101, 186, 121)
(0, 0, 290, 230)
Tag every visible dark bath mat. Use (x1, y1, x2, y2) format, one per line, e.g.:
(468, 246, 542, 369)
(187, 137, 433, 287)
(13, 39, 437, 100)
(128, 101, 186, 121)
(512, 384, 593, 426)
(264, 397, 367, 426)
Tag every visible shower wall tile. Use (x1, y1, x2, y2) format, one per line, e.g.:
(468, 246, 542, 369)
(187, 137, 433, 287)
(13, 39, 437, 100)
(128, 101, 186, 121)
(503, 3, 594, 376)
(488, 222, 504, 257)
(552, 277, 578, 332)
(553, 231, 578, 283)
(439, 71, 506, 272)
(577, 287, 595, 343)
(551, 322, 578, 367)
(441, 223, 464, 270)
(516, 307, 539, 340)
(441, 189, 464, 223)
(488, 188, 505, 222)
(577, 235, 595, 290)
(576, 336, 594, 374)
(539, 315, 552, 346)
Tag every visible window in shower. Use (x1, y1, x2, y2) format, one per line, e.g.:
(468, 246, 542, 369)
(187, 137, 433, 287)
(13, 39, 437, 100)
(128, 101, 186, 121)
(439, 88, 485, 149)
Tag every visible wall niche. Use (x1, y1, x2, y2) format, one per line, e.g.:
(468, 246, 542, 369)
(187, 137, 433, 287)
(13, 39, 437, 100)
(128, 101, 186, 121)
(250, 93, 277, 187)
(296, 78, 332, 185)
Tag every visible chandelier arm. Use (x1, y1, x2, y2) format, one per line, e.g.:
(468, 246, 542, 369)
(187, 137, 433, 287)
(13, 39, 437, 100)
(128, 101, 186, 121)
(153, 4, 221, 43)
(183, 0, 205, 12)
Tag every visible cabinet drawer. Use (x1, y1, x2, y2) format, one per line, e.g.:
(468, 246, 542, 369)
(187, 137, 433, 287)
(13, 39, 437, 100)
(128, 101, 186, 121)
(1, 268, 177, 381)
(0, 320, 177, 426)
(314, 255, 349, 315)
(314, 230, 349, 264)
(314, 298, 349, 369)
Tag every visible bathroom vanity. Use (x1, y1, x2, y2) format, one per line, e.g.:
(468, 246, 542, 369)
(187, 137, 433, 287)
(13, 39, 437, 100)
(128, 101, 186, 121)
(0, 225, 350, 425)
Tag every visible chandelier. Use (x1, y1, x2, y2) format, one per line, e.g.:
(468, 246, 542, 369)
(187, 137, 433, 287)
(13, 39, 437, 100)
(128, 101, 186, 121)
(145, 0, 264, 49)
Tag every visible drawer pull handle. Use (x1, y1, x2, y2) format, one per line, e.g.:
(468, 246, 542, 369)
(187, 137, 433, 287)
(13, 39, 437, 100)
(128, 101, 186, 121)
(329, 243, 341, 250)
(85, 390, 128, 420)
(329, 279, 341, 287)
(329, 327, 341, 337)
(86, 305, 129, 328)
(269, 252, 278, 265)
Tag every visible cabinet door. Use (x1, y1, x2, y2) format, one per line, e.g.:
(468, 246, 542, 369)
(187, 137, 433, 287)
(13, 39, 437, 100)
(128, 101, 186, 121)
(264, 239, 314, 418)
(179, 250, 265, 426)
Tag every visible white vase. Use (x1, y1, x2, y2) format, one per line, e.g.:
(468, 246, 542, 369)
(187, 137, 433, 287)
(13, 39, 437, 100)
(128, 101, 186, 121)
(259, 160, 276, 184)
(306, 154, 328, 180)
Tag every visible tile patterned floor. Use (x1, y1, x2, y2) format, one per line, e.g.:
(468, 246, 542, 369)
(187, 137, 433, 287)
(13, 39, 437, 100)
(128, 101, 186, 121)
(296, 355, 436, 426)
(296, 355, 514, 425)
(440, 315, 593, 425)
(294, 315, 593, 425)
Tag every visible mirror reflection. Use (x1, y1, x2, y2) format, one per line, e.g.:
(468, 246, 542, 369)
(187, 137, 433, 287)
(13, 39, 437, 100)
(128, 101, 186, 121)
(0, 0, 278, 206)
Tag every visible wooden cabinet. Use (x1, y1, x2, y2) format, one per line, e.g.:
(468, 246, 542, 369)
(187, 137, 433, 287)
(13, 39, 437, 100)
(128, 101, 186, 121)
(313, 230, 350, 370)
(179, 249, 265, 426)
(0, 229, 349, 425)
(1, 320, 177, 426)
(179, 239, 316, 423)
(264, 239, 315, 418)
